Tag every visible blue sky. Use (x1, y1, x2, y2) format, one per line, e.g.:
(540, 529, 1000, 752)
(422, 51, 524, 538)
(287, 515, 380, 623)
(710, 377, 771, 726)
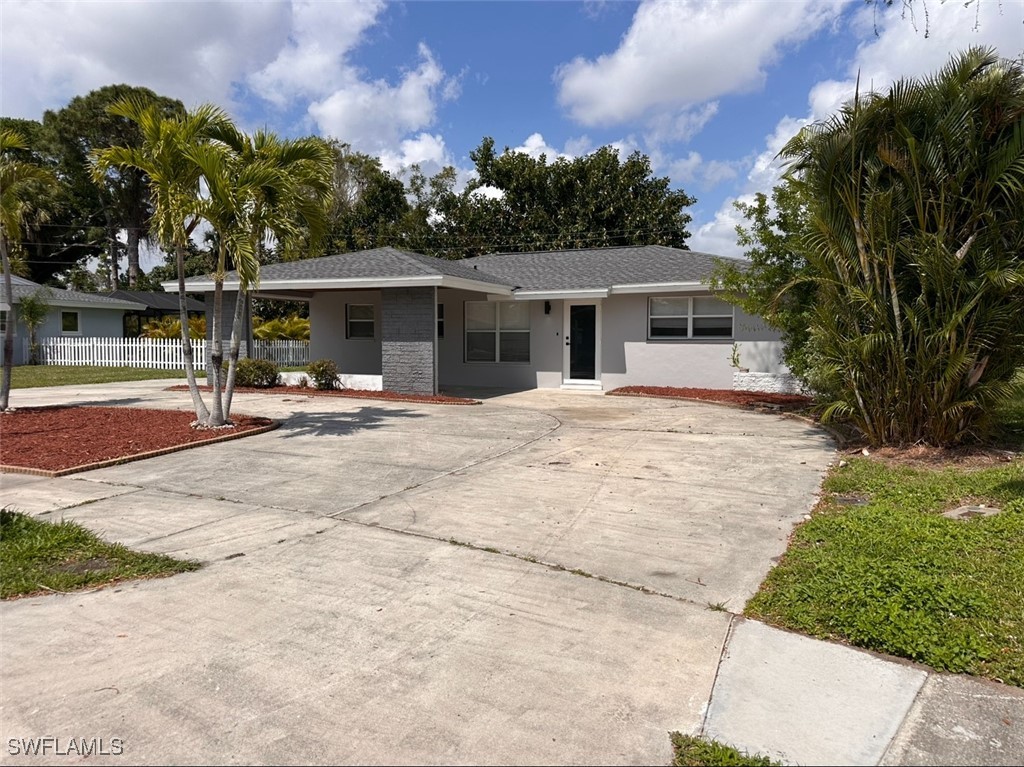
(2, 0, 1022, 262)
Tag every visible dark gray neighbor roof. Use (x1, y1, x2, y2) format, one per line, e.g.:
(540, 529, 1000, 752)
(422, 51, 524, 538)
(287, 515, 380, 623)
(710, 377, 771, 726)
(107, 290, 205, 313)
(461, 245, 744, 291)
(182, 246, 512, 289)
(3, 274, 144, 309)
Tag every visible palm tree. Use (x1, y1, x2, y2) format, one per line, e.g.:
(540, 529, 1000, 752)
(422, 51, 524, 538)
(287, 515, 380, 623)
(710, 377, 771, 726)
(781, 47, 1024, 445)
(1, 129, 55, 410)
(189, 129, 332, 422)
(92, 99, 233, 425)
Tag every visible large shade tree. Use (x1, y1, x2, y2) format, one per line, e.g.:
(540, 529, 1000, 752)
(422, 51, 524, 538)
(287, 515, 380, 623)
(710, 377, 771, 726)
(781, 47, 1024, 445)
(45, 85, 184, 289)
(403, 138, 696, 258)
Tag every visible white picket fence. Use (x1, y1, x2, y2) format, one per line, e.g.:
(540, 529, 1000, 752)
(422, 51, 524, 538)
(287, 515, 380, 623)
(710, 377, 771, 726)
(26, 337, 309, 370)
(251, 339, 310, 368)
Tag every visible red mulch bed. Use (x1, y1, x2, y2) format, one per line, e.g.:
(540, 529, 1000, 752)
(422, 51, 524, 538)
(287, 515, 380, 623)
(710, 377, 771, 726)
(0, 407, 276, 474)
(606, 385, 812, 410)
(166, 384, 479, 405)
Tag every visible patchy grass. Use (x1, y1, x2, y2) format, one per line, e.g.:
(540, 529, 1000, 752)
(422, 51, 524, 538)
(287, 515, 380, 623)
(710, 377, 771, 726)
(670, 733, 780, 767)
(747, 458, 1024, 687)
(11, 365, 186, 389)
(0, 509, 200, 598)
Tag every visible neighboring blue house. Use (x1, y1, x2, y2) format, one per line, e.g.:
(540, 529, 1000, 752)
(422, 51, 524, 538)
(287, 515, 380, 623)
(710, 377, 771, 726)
(0, 275, 144, 365)
(172, 246, 787, 395)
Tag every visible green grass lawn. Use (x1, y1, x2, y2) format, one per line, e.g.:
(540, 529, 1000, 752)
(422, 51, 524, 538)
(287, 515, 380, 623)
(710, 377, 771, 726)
(0, 509, 200, 598)
(670, 733, 780, 767)
(11, 365, 187, 388)
(746, 458, 1024, 687)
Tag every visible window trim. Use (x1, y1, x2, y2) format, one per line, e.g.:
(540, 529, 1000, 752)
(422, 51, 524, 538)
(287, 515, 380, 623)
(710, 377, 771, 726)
(464, 300, 531, 364)
(60, 310, 81, 335)
(0, 309, 14, 337)
(345, 303, 375, 340)
(647, 296, 734, 341)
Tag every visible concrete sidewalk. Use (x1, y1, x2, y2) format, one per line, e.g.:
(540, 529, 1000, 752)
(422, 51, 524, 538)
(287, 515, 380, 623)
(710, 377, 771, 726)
(1, 381, 1021, 765)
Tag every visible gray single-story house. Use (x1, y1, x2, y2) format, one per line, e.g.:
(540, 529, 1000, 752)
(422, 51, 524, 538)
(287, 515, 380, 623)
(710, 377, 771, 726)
(1, 275, 145, 365)
(170, 245, 785, 395)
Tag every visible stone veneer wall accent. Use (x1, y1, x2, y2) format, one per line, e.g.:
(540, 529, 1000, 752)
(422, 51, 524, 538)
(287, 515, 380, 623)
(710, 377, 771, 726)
(381, 286, 436, 395)
(732, 371, 806, 395)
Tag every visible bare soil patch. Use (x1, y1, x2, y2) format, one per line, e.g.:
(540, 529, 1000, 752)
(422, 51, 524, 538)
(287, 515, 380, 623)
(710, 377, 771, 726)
(607, 385, 811, 410)
(0, 406, 275, 473)
(850, 444, 1020, 470)
(167, 384, 479, 405)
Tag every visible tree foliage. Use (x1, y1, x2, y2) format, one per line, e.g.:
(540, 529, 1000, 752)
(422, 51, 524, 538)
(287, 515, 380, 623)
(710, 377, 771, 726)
(17, 288, 51, 365)
(44, 85, 184, 289)
(710, 182, 817, 377)
(781, 47, 1024, 446)
(409, 138, 695, 258)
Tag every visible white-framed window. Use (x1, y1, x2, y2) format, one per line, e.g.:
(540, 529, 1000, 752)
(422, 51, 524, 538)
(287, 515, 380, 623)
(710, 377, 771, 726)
(60, 310, 81, 334)
(648, 296, 733, 339)
(465, 301, 530, 363)
(0, 309, 13, 336)
(346, 304, 374, 339)
(437, 303, 445, 339)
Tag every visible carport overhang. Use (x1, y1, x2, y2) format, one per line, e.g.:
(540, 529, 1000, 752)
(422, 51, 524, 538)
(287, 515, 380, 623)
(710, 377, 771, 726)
(164, 275, 514, 397)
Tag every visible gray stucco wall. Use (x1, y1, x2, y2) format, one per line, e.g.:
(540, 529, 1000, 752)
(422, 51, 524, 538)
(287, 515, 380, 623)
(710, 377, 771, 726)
(309, 290, 383, 374)
(381, 286, 436, 395)
(437, 289, 563, 390)
(599, 293, 786, 390)
(308, 288, 784, 392)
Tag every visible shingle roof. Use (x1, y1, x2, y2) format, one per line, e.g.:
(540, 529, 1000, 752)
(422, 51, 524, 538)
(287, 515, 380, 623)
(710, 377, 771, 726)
(171, 245, 743, 294)
(461, 245, 743, 291)
(107, 290, 205, 313)
(3, 275, 145, 309)
(182, 247, 512, 289)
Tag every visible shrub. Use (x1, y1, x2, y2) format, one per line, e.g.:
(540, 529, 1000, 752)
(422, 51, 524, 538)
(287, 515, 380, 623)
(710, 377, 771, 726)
(307, 358, 339, 390)
(225, 358, 280, 388)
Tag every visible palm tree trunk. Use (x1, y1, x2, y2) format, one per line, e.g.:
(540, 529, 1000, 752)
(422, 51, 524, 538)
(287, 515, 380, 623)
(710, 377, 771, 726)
(126, 226, 141, 289)
(222, 288, 246, 420)
(175, 240, 210, 424)
(0, 234, 14, 411)
(208, 244, 226, 426)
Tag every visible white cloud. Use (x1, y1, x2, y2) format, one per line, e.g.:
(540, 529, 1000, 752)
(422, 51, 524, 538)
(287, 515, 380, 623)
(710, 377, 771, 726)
(248, 0, 385, 106)
(644, 102, 720, 145)
(378, 132, 450, 176)
(690, 195, 753, 257)
(555, 0, 848, 126)
(0, 0, 292, 117)
(307, 43, 451, 154)
(512, 133, 568, 160)
(690, 0, 1024, 258)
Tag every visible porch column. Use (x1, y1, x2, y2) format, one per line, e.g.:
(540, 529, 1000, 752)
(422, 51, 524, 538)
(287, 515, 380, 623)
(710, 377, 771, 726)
(204, 291, 252, 384)
(380, 286, 437, 395)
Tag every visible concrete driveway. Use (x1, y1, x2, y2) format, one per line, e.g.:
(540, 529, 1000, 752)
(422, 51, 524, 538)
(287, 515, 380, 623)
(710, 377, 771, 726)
(0, 382, 836, 764)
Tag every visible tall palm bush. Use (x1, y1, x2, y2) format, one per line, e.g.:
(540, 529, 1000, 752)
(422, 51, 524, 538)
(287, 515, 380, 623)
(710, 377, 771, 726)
(782, 47, 1024, 445)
